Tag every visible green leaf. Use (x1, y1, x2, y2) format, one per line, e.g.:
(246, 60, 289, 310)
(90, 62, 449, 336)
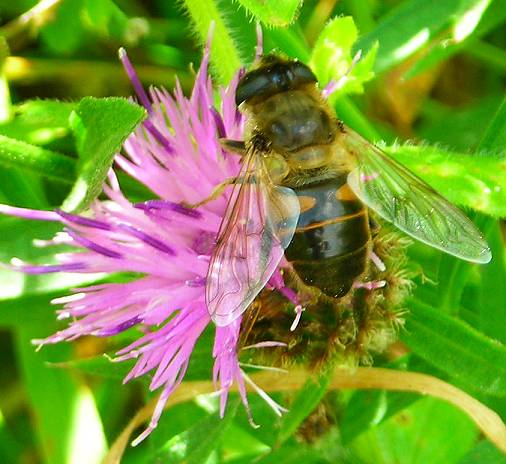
(340, 390, 420, 445)
(350, 397, 478, 464)
(459, 440, 506, 464)
(236, 0, 302, 26)
(0, 134, 75, 184)
(480, 97, 506, 154)
(277, 371, 331, 444)
(335, 97, 381, 141)
(0, 292, 67, 327)
(0, 409, 22, 464)
(0, 167, 47, 208)
(49, 354, 139, 382)
(232, 393, 286, 447)
(144, 401, 209, 452)
(385, 144, 506, 218)
(0, 99, 75, 146)
(40, 0, 86, 55)
(15, 314, 106, 464)
(61, 97, 145, 212)
(478, 221, 506, 343)
(342, 0, 376, 34)
(264, 24, 311, 62)
(404, 0, 505, 79)
(429, 96, 506, 322)
(417, 95, 502, 152)
(146, 400, 238, 463)
(355, 0, 497, 73)
(340, 356, 449, 445)
(17, 328, 78, 464)
(50, 327, 214, 382)
(0, 217, 103, 302)
(401, 299, 506, 397)
(220, 423, 270, 462)
(466, 40, 506, 74)
(254, 444, 331, 464)
(310, 16, 377, 96)
(94, 378, 133, 443)
(433, 214, 493, 317)
(16, 327, 80, 464)
(83, 0, 137, 43)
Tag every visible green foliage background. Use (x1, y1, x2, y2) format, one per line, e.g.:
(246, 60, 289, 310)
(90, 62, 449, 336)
(0, 1, 505, 463)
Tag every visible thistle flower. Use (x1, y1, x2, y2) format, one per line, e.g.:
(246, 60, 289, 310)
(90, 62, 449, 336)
(0, 34, 291, 445)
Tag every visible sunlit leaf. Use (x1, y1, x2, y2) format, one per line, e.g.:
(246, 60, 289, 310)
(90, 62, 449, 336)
(311, 16, 377, 96)
(404, 0, 505, 79)
(0, 99, 75, 146)
(61, 97, 145, 212)
(385, 144, 506, 218)
(355, 0, 499, 73)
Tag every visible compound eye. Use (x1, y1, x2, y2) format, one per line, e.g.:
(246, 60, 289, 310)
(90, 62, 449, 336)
(235, 72, 271, 105)
(290, 62, 317, 86)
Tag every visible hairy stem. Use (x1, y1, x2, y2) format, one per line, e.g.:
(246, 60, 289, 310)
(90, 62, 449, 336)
(181, 0, 243, 84)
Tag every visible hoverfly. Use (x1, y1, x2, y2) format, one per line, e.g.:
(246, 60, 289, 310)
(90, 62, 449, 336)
(203, 55, 491, 327)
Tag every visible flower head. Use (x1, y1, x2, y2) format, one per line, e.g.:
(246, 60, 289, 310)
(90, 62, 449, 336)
(0, 32, 290, 444)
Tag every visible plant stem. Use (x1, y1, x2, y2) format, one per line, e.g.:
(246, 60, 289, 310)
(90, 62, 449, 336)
(182, 0, 243, 85)
(104, 367, 506, 463)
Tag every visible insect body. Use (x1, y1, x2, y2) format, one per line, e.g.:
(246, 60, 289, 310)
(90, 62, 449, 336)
(205, 55, 491, 327)
(284, 176, 369, 300)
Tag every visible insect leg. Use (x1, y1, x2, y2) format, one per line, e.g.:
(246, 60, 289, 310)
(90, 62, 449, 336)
(183, 176, 239, 209)
(184, 140, 247, 209)
(220, 138, 246, 155)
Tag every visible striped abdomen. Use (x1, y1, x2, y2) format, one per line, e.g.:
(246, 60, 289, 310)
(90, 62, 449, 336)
(285, 176, 370, 299)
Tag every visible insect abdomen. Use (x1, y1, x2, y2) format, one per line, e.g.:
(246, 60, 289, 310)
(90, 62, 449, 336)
(285, 177, 370, 299)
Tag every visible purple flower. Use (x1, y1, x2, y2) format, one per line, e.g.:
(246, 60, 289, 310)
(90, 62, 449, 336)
(0, 32, 289, 444)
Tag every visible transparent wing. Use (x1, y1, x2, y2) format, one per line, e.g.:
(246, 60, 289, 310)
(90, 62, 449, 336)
(206, 148, 300, 326)
(343, 127, 491, 264)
